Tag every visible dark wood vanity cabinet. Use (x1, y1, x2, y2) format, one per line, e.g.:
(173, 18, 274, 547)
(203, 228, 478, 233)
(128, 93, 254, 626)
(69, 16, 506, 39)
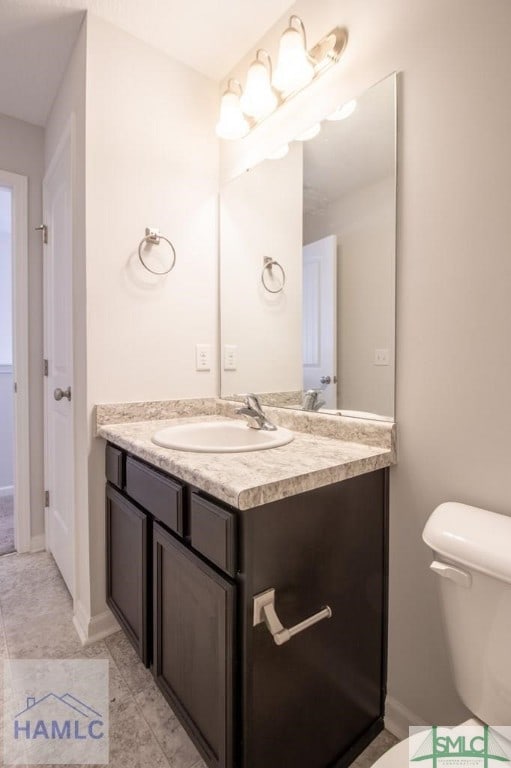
(153, 523, 235, 768)
(105, 484, 149, 665)
(105, 444, 389, 768)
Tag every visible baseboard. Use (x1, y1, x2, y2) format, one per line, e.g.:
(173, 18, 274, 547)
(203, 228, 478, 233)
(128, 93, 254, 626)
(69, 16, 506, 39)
(385, 695, 428, 740)
(73, 600, 120, 646)
(30, 533, 46, 552)
(0, 485, 14, 498)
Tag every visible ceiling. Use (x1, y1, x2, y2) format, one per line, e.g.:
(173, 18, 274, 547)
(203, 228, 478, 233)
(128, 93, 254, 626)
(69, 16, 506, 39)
(0, 0, 293, 126)
(303, 76, 396, 211)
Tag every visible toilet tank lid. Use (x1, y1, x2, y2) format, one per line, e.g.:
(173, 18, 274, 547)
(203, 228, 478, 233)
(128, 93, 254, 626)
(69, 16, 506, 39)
(423, 502, 511, 584)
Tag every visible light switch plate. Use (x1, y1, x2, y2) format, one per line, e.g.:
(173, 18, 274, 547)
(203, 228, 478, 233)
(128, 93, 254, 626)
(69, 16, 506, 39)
(195, 344, 211, 371)
(224, 345, 237, 371)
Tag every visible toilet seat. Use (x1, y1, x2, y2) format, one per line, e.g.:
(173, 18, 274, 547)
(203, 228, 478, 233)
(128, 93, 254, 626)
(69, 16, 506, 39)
(371, 720, 484, 768)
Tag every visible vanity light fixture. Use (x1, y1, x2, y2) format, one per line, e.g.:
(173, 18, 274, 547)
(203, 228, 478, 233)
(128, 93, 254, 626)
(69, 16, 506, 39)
(240, 50, 278, 119)
(216, 18, 348, 140)
(296, 123, 321, 141)
(216, 79, 250, 140)
(326, 99, 357, 121)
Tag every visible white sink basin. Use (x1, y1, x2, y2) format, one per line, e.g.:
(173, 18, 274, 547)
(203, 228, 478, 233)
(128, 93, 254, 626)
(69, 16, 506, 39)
(152, 420, 294, 453)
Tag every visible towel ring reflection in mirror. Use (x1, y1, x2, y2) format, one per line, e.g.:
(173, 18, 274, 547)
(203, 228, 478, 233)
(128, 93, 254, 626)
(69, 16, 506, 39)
(138, 227, 176, 275)
(261, 256, 286, 293)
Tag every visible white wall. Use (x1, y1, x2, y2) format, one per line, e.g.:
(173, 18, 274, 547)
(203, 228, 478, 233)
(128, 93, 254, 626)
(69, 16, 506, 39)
(85, 15, 219, 618)
(221, 142, 303, 395)
(44, 12, 219, 637)
(304, 176, 395, 418)
(0, 112, 44, 530)
(221, 0, 511, 729)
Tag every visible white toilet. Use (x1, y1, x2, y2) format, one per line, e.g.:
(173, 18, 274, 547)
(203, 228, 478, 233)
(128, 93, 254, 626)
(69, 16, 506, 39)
(371, 501, 511, 768)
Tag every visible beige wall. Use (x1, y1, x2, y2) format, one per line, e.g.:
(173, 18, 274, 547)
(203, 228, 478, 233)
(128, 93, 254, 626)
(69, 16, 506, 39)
(221, 142, 303, 396)
(304, 176, 395, 418)
(0, 112, 44, 537)
(85, 15, 219, 618)
(221, 0, 511, 733)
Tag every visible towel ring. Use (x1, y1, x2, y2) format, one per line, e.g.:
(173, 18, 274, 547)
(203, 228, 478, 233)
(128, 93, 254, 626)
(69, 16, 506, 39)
(138, 228, 176, 275)
(261, 257, 285, 294)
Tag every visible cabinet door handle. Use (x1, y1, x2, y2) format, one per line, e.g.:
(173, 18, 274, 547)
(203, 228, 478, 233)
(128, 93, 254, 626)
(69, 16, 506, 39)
(253, 588, 332, 646)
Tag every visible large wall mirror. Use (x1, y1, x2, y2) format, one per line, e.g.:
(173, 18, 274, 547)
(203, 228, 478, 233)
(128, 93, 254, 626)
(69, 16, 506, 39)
(220, 73, 396, 420)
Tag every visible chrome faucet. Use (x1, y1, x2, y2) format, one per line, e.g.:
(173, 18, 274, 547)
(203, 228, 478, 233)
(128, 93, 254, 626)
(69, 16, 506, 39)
(236, 393, 277, 431)
(303, 389, 325, 412)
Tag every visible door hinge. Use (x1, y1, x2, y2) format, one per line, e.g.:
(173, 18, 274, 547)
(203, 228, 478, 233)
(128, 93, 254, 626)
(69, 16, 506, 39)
(43, 358, 49, 377)
(44, 490, 50, 508)
(13, 381, 17, 394)
(35, 224, 48, 244)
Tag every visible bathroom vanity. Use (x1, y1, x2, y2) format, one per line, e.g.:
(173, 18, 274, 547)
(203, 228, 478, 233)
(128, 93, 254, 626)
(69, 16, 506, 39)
(99, 405, 394, 768)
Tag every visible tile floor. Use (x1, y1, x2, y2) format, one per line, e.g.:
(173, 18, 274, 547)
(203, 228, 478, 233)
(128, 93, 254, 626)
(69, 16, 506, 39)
(0, 550, 398, 768)
(0, 495, 14, 556)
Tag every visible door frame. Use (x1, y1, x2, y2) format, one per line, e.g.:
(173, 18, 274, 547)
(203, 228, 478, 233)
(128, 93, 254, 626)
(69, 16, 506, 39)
(0, 169, 31, 553)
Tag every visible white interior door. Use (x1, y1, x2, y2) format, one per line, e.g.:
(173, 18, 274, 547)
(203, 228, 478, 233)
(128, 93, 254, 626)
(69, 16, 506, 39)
(43, 127, 74, 595)
(302, 235, 338, 409)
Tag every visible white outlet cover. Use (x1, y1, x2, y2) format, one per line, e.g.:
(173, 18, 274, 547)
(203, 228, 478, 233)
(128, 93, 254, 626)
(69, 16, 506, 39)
(224, 344, 237, 371)
(195, 344, 211, 371)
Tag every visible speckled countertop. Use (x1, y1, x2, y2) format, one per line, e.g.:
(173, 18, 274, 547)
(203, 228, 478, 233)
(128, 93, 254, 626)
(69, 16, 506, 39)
(96, 401, 396, 509)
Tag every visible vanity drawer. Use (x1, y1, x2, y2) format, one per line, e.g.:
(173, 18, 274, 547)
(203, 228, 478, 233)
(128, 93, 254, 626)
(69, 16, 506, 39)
(126, 456, 183, 535)
(106, 444, 124, 489)
(190, 494, 236, 576)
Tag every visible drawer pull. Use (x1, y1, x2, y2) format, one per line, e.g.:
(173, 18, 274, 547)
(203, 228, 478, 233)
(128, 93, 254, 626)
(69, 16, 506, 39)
(253, 588, 332, 646)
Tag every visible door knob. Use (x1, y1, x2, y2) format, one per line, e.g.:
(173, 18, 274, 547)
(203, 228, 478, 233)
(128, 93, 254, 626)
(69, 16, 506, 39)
(320, 375, 331, 385)
(54, 386, 71, 402)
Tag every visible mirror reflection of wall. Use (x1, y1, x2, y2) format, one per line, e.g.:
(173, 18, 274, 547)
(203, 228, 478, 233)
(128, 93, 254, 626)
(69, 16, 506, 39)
(220, 143, 304, 405)
(303, 75, 396, 418)
(220, 73, 396, 420)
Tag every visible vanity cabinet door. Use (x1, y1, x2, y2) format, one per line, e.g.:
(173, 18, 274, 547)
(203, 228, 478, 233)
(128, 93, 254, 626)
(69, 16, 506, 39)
(153, 523, 235, 768)
(106, 484, 149, 665)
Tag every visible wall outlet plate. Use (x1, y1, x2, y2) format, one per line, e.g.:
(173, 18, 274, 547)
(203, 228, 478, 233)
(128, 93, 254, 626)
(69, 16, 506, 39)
(195, 344, 211, 371)
(224, 345, 237, 371)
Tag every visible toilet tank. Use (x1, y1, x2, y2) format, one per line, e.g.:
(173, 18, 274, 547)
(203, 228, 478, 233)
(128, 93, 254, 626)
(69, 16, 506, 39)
(423, 502, 511, 724)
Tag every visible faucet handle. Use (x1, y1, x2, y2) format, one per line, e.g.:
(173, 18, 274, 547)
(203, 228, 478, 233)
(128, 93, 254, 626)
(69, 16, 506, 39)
(236, 393, 277, 431)
(244, 393, 263, 414)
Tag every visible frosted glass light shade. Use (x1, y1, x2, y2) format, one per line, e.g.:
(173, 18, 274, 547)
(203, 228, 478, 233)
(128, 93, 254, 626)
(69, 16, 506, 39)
(240, 60, 277, 119)
(267, 144, 289, 160)
(327, 99, 357, 121)
(216, 90, 249, 140)
(273, 27, 314, 94)
(296, 123, 321, 141)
